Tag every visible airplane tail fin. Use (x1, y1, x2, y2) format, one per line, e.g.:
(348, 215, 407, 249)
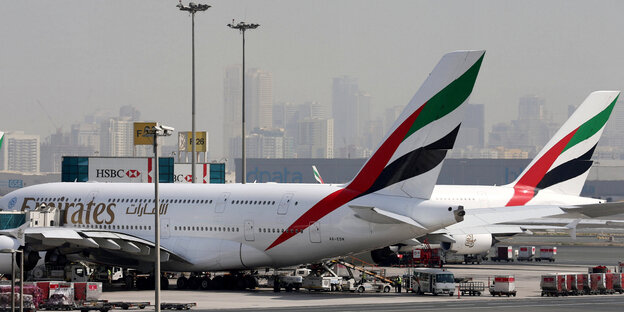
(506, 91, 620, 206)
(0, 132, 4, 151)
(345, 50, 485, 199)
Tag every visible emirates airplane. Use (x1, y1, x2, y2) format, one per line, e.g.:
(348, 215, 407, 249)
(0, 50, 484, 284)
(368, 90, 624, 264)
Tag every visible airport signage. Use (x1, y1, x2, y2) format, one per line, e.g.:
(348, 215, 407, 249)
(178, 131, 207, 152)
(133, 122, 157, 145)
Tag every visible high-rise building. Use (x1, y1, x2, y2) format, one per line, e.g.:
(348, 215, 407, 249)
(456, 103, 485, 148)
(332, 76, 359, 147)
(223, 64, 243, 161)
(297, 118, 334, 158)
(247, 68, 273, 131)
(0, 131, 40, 173)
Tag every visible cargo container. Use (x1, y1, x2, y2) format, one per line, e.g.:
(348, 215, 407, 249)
(74, 282, 103, 301)
(612, 273, 624, 294)
(604, 273, 616, 294)
(536, 247, 557, 262)
(576, 274, 590, 295)
(516, 246, 536, 261)
(565, 274, 579, 295)
(589, 273, 606, 295)
(488, 246, 514, 262)
(489, 275, 516, 296)
(540, 273, 567, 296)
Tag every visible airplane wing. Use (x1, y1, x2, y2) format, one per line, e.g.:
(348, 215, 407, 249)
(17, 227, 191, 268)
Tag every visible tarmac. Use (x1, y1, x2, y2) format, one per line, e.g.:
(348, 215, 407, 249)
(98, 240, 624, 311)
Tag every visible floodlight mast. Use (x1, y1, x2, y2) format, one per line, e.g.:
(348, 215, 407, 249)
(227, 21, 259, 184)
(177, 1, 211, 183)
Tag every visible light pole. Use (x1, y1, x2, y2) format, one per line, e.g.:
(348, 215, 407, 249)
(177, 1, 210, 183)
(1, 249, 23, 312)
(227, 21, 259, 184)
(143, 124, 173, 312)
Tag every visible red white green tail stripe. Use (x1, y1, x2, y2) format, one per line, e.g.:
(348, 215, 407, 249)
(506, 91, 620, 206)
(266, 51, 485, 251)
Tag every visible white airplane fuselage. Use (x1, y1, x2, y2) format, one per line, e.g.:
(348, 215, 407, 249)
(431, 184, 602, 210)
(3, 182, 460, 271)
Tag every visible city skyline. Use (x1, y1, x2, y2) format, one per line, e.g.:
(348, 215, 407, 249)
(2, 1, 624, 160)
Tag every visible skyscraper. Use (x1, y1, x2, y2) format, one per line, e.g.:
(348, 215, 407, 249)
(0, 131, 40, 173)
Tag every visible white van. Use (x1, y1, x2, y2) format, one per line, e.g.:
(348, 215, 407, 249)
(411, 268, 456, 296)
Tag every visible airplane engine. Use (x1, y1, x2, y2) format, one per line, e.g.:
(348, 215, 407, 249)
(440, 234, 492, 255)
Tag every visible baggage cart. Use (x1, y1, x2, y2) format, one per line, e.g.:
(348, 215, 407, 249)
(536, 247, 557, 262)
(604, 273, 616, 294)
(489, 275, 516, 297)
(488, 246, 513, 262)
(459, 281, 484, 296)
(589, 273, 605, 295)
(517, 246, 535, 261)
(612, 273, 624, 294)
(540, 273, 567, 296)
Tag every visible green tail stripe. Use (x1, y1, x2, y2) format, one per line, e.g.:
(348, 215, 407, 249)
(403, 53, 484, 141)
(563, 94, 619, 153)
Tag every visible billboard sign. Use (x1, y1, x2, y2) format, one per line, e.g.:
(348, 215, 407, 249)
(174, 163, 210, 183)
(88, 158, 153, 183)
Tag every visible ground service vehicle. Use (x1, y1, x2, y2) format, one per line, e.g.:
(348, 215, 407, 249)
(489, 246, 514, 262)
(411, 268, 455, 296)
(516, 246, 536, 261)
(536, 247, 557, 262)
(490, 275, 516, 297)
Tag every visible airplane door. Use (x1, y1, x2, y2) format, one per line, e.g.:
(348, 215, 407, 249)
(161, 218, 170, 239)
(277, 193, 293, 215)
(309, 221, 321, 243)
(244, 220, 255, 241)
(215, 192, 230, 213)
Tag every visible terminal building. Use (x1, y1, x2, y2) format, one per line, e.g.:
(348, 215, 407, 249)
(235, 158, 624, 201)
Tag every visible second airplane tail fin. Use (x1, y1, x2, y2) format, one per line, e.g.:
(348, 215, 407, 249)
(506, 91, 620, 206)
(346, 50, 485, 199)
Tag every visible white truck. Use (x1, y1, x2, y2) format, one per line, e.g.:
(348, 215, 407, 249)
(268, 268, 311, 291)
(411, 268, 456, 296)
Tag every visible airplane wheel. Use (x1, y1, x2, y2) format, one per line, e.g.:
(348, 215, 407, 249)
(200, 277, 211, 290)
(176, 276, 188, 290)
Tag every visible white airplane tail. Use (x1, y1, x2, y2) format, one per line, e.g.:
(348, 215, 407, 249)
(346, 50, 485, 199)
(506, 91, 620, 206)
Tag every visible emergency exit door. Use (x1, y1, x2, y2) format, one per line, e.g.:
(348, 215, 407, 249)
(244, 220, 255, 241)
(309, 221, 321, 243)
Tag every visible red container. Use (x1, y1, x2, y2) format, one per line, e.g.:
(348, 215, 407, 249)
(36, 281, 50, 300)
(590, 273, 606, 294)
(576, 274, 589, 294)
(605, 273, 616, 294)
(74, 283, 86, 301)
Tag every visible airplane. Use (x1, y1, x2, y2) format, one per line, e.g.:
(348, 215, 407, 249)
(0, 50, 485, 288)
(366, 90, 623, 264)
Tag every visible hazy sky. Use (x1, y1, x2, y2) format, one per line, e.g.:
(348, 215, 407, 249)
(2, 1, 623, 157)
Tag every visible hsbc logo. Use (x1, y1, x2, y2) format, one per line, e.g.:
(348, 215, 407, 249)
(174, 174, 194, 183)
(126, 170, 140, 178)
(96, 169, 141, 179)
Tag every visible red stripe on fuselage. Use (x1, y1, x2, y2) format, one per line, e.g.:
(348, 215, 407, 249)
(266, 104, 426, 251)
(505, 128, 579, 206)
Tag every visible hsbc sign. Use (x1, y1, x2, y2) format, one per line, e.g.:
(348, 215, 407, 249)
(89, 158, 152, 183)
(95, 169, 141, 179)
(174, 164, 209, 184)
